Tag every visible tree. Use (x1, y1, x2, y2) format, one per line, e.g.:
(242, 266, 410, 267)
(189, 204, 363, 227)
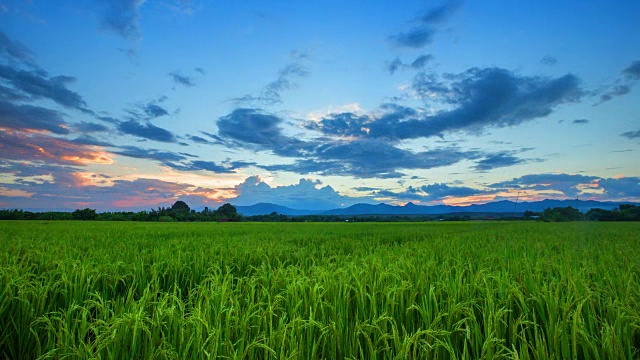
(72, 208, 97, 220)
(542, 206, 582, 222)
(171, 201, 190, 213)
(214, 203, 240, 222)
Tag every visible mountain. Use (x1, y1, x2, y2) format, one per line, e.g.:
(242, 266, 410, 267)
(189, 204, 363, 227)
(235, 203, 317, 216)
(323, 199, 629, 216)
(234, 199, 635, 216)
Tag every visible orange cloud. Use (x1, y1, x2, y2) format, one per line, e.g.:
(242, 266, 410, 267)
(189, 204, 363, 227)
(0, 129, 114, 165)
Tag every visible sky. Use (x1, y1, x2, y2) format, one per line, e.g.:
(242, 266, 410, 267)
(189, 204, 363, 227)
(1, 0, 639, 211)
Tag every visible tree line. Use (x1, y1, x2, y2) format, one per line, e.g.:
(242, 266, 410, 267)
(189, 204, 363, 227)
(1, 202, 638, 222)
(0, 201, 241, 222)
(524, 204, 640, 222)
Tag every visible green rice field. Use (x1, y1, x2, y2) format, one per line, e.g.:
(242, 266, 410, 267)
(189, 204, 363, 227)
(1, 221, 639, 359)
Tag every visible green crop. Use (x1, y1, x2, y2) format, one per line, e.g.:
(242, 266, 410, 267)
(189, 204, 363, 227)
(1, 221, 639, 359)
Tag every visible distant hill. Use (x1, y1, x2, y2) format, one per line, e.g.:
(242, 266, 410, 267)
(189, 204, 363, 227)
(234, 199, 635, 216)
(235, 203, 317, 216)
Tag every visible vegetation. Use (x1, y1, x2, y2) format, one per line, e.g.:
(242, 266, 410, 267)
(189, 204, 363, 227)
(1, 221, 639, 359)
(2, 203, 640, 223)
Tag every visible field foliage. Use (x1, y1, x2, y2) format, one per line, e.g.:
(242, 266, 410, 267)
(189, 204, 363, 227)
(1, 221, 639, 359)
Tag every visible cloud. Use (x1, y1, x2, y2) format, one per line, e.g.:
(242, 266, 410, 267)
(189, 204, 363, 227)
(311, 67, 581, 141)
(0, 100, 69, 134)
(594, 60, 640, 105)
(620, 130, 640, 140)
(73, 121, 110, 133)
(419, 0, 462, 25)
(0, 170, 223, 211)
(0, 129, 113, 165)
(389, 0, 461, 49)
(218, 108, 534, 178)
(597, 177, 640, 199)
(187, 134, 216, 145)
(97, 0, 146, 40)
(572, 119, 589, 124)
(170, 71, 195, 87)
(230, 176, 366, 210)
(118, 120, 177, 143)
(389, 28, 435, 49)
(490, 173, 598, 198)
(490, 173, 640, 201)
(263, 141, 482, 179)
(233, 59, 309, 106)
(0, 65, 87, 110)
(0, 30, 35, 64)
(216, 108, 313, 157)
(386, 54, 434, 74)
(540, 55, 557, 65)
(595, 85, 630, 105)
(473, 152, 529, 171)
(622, 60, 640, 80)
(143, 103, 169, 118)
(372, 182, 480, 203)
(411, 54, 434, 69)
(112, 145, 189, 164)
(111, 145, 245, 174)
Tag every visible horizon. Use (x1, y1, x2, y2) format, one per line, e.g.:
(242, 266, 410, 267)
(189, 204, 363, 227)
(1, 1, 640, 212)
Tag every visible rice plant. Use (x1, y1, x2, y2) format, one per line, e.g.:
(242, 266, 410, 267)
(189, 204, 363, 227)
(1, 221, 638, 359)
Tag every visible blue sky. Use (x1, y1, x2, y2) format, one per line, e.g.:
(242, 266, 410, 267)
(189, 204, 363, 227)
(1, 0, 639, 211)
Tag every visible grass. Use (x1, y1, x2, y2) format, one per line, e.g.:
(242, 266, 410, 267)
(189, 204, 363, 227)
(1, 221, 639, 359)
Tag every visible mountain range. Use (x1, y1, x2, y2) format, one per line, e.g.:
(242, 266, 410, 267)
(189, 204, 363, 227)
(235, 199, 635, 216)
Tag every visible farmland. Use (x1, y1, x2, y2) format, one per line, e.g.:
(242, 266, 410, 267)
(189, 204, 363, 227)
(1, 221, 639, 359)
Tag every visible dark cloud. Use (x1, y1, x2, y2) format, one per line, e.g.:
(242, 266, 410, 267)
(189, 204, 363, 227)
(594, 60, 640, 105)
(411, 54, 434, 69)
(118, 120, 177, 143)
(490, 173, 597, 197)
(598, 177, 640, 198)
(389, 1, 461, 49)
(419, 0, 462, 25)
(233, 61, 309, 106)
(620, 130, 640, 140)
(389, 28, 435, 49)
(310, 68, 581, 141)
(180, 160, 237, 174)
(217, 108, 313, 157)
(200, 131, 224, 142)
(170, 72, 195, 87)
(187, 135, 215, 145)
(218, 107, 535, 178)
(69, 135, 114, 147)
(474, 152, 528, 171)
(572, 119, 589, 124)
(112, 145, 188, 163)
(264, 141, 482, 179)
(622, 60, 640, 80)
(595, 85, 630, 105)
(540, 55, 558, 65)
(386, 54, 433, 74)
(143, 103, 169, 118)
(73, 121, 110, 133)
(0, 65, 87, 110)
(98, 0, 145, 40)
(386, 58, 403, 74)
(373, 182, 479, 202)
(194, 67, 206, 75)
(0, 30, 35, 64)
(0, 100, 69, 134)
